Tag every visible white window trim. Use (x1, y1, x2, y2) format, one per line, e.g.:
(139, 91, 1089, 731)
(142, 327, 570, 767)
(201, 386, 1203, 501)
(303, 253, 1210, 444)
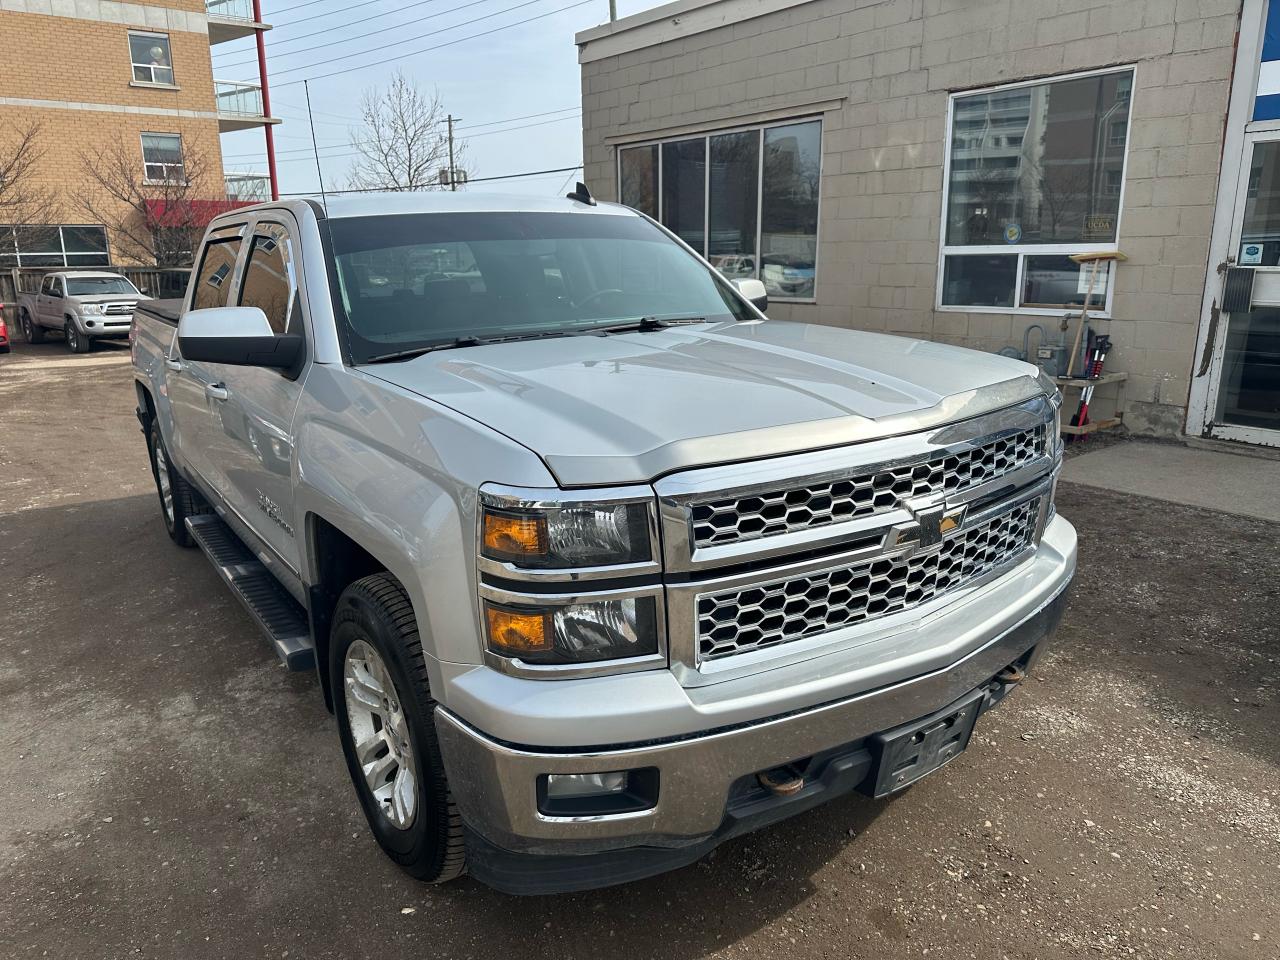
(0, 224, 110, 267)
(128, 30, 176, 87)
(616, 114, 824, 304)
(140, 132, 186, 184)
(936, 64, 1137, 319)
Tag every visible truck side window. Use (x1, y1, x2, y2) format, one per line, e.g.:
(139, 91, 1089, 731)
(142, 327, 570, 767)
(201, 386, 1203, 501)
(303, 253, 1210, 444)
(51, 277, 64, 297)
(192, 237, 242, 311)
(40, 276, 53, 295)
(238, 229, 295, 335)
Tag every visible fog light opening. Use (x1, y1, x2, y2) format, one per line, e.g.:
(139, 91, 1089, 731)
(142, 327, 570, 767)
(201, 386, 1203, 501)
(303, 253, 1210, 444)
(536, 768, 659, 817)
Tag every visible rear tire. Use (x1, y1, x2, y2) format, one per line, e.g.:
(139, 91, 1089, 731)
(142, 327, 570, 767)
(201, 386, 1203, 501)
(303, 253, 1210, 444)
(146, 418, 210, 547)
(20, 309, 44, 344)
(65, 321, 91, 354)
(332, 573, 466, 883)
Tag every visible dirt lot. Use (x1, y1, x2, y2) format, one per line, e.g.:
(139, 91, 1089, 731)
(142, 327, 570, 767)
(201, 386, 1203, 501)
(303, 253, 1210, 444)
(1, 340, 1277, 960)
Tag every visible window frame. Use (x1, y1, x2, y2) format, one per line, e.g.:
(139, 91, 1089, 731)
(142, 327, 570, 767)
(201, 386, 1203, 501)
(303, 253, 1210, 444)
(237, 222, 299, 335)
(0, 224, 110, 267)
(128, 30, 176, 87)
(936, 65, 1136, 318)
(140, 132, 186, 184)
(616, 114, 824, 303)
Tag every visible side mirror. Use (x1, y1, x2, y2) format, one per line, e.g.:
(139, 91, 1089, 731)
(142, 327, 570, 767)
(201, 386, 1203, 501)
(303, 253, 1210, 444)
(178, 306, 304, 373)
(731, 277, 768, 313)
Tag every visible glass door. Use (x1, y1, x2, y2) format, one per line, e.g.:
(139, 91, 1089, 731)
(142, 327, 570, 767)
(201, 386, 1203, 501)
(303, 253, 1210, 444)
(1211, 133, 1280, 441)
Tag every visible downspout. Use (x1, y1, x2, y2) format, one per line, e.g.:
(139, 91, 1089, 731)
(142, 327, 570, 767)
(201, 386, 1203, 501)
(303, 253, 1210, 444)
(251, 0, 279, 201)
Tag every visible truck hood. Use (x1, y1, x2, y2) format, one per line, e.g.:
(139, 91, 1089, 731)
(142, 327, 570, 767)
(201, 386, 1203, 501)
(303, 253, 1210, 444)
(361, 320, 1044, 486)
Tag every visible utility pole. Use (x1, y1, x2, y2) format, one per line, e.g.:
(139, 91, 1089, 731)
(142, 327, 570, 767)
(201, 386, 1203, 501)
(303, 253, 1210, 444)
(446, 114, 460, 191)
(609, 0, 617, 21)
(304, 80, 329, 210)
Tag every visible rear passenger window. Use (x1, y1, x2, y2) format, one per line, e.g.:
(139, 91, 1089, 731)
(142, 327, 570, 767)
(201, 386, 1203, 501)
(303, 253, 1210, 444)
(192, 237, 241, 310)
(238, 227, 295, 334)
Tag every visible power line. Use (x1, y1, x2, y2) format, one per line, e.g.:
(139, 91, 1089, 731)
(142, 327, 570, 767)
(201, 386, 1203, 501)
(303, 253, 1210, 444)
(273, 0, 595, 88)
(217, 0, 492, 70)
(268, 0, 544, 80)
(275, 163, 582, 195)
(220, 108, 580, 159)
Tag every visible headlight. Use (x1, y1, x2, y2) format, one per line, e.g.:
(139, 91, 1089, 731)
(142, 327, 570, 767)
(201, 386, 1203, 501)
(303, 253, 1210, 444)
(81, 303, 103, 315)
(484, 595, 659, 664)
(479, 487, 655, 569)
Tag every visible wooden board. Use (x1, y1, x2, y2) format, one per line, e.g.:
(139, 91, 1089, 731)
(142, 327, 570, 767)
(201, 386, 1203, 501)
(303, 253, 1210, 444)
(1059, 417, 1122, 436)
(1053, 372, 1128, 388)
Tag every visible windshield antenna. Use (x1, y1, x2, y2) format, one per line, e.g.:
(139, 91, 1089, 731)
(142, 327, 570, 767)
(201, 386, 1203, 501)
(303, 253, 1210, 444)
(304, 80, 329, 215)
(566, 181, 596, 206)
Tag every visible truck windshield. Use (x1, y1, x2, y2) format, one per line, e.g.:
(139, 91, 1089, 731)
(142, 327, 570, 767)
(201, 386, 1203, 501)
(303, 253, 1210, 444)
(66, 277, 139, 296)
(326, 211, 755, 364)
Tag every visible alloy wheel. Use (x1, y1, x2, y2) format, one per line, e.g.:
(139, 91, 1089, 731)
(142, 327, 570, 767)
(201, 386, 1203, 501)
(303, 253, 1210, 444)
(343, 639, 417, 829)
(153, 436, 174, 525)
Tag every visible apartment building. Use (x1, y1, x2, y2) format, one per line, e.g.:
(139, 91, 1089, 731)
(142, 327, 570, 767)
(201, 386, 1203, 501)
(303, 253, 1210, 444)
(0, 0, 279, 273)
(578, 0, 1280, 448)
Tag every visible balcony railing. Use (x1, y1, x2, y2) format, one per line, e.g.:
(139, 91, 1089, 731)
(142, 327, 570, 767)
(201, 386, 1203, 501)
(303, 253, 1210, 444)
(215, 79, 263, 116)
(225, 173, 271, 203)
(206, 0, 253, 20)
(206, 1, 269, 45)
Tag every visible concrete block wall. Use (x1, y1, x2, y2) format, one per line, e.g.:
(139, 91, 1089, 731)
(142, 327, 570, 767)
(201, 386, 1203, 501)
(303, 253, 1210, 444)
(579, 0, 1241, 436)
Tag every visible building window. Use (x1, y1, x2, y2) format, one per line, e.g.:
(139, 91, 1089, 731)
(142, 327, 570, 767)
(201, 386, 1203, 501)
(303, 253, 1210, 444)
(939, 67, 1133, 314)
(129, 32, 175, 85)
(141, 133, 185, 183)
(618, 117, 821, 300)
(0, 225, 110, 267)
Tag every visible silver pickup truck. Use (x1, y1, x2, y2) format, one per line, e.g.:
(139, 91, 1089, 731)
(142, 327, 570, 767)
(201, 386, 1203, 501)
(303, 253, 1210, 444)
(18, 270, 142, 352)
(130, 190, 1075, 894)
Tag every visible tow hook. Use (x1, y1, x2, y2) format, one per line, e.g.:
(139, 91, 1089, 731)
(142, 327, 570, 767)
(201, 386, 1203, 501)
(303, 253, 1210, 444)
(997, 664, 1027, 685)
(757, 764, 806, 797)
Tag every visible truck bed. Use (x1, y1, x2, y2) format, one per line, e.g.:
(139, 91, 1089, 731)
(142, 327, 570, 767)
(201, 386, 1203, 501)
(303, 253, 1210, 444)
(134, 298, 183, 326)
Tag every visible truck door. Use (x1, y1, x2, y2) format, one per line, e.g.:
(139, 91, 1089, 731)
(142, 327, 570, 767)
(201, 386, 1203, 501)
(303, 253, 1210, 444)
(169, 229, 245, 493)
(204, 217, 308, 580)
(38, 275, 61, 325)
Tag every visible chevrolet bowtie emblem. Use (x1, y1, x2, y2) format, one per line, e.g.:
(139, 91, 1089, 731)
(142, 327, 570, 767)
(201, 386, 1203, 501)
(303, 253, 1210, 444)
(888, 496, 967, 558)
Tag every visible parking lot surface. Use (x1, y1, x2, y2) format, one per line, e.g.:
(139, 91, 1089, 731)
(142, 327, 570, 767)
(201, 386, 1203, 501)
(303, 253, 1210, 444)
(1, 341, 1277, 960)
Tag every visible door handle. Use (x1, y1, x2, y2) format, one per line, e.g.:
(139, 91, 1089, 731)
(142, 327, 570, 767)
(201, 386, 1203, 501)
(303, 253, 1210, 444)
(164, 357, 183, 372)
(205, 383, 230, 402)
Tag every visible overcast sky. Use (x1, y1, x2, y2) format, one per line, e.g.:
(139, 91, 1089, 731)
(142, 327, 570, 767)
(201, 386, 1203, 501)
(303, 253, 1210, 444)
(215, 0, 658, 197)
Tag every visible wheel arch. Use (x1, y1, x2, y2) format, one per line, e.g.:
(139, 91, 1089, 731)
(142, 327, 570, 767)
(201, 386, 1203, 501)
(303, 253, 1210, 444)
(306, 514, 424, 713)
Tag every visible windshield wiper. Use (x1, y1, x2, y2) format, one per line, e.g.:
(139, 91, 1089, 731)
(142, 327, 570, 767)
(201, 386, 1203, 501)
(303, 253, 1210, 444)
(588, 316, 708, 335)
(363, 336, 488, 363)
(362, 328, 587, 364)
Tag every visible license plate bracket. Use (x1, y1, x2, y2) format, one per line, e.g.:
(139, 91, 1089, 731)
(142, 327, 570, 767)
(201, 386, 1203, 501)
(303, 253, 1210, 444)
(867, 688, 985, 798)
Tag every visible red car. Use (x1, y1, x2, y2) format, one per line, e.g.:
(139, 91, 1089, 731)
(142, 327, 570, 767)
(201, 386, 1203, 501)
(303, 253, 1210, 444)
(0, 307, 10, 353)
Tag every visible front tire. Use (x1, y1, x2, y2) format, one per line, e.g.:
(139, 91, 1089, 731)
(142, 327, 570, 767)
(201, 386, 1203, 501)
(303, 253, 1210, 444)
(146, 418, 209, 547)
(332, 574, 466, 883)
(65, 321, 91, 353)
(20, 309, 44, 344)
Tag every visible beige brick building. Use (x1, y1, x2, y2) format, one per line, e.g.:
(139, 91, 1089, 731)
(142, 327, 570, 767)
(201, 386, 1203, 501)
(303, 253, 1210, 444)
(577, 0, 1280, 447)
(0, 0, 277, 275)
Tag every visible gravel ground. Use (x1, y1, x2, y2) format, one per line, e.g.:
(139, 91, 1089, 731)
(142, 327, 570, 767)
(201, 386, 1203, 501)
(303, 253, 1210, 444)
(1, 340, 1277, 960)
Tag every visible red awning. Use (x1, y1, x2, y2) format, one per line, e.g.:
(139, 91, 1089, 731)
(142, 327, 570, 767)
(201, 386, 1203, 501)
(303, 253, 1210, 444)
(143, 198, 255, 227)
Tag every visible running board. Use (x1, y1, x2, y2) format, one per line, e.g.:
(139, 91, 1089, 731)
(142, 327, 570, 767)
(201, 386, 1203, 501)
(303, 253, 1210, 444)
(185, 514, 315, 672)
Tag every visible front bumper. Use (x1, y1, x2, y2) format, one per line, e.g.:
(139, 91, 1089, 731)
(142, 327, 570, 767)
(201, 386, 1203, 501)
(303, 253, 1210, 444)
(78, 316, 131, 337)
(434, 517, 1075, 891)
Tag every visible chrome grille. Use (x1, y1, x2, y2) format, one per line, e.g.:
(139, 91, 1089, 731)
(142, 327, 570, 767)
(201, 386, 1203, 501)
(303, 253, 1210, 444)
(696, 498, 1041, 661)
(104, 302, 135, 315)
(690, 425, 1045, 548)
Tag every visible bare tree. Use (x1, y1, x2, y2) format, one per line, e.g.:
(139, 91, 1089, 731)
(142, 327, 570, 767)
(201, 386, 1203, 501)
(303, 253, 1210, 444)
(78, 133, 212, 266)
(0, 121, 58, 227)
(345, 71, 464, 192)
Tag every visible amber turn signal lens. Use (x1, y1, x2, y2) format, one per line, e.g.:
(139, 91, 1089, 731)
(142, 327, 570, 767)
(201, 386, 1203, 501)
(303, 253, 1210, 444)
(485, 604, 553, 655)
(482, 511, 548, 560)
